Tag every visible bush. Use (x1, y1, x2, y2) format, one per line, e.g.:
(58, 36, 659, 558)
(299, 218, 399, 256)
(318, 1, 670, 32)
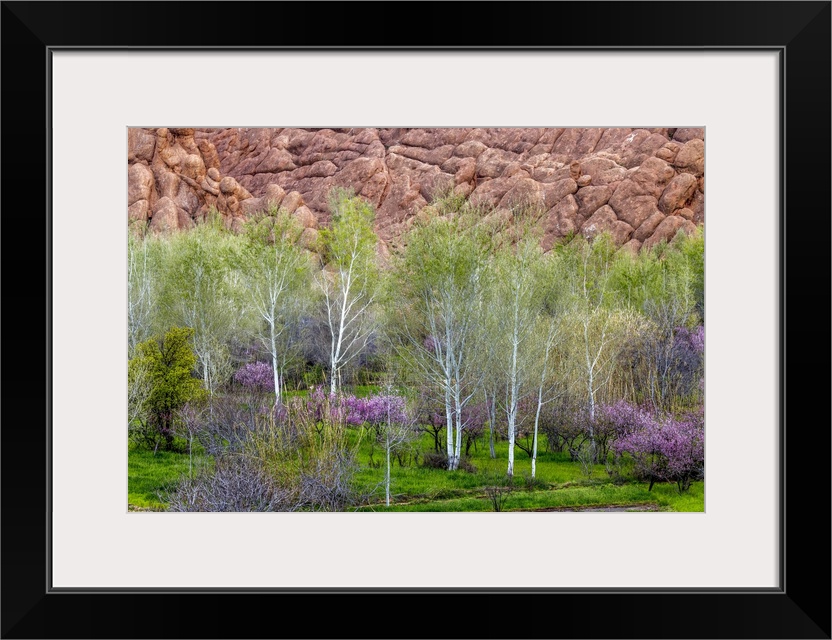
(129, 327, 206, 452)
(482, 473, 514, 512)
(421, 452, 477, 473)
(165, 454, 294, 512)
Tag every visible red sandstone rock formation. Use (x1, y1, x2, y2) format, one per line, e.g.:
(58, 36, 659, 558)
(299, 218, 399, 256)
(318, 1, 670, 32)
(128, 127, 704, 251)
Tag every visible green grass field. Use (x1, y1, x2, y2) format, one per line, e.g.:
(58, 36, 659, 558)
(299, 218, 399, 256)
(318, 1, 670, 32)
(128, 443, 212, 509)
(128, 428, 703, 512)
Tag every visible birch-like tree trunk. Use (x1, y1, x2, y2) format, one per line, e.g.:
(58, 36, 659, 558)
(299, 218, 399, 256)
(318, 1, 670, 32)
(391, 209, 490, 472)
(317, 189, 379, 396)
(243, 211, 311, 406)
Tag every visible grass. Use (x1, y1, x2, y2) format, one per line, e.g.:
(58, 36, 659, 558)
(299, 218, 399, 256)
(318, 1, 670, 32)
(127, 426, 704, 513)
(356, 480, 703, 512)
(127, 443, 211, 509)
(350, 430, 704, 512)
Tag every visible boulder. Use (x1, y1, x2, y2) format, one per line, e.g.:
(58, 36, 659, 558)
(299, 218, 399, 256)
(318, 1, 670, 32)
(609, 188, 660, 229)
(674, 139, 705, 176)
(543, 178, 578, 208)
(299, 227, 319, 251)
(476, 148, 519, 178)
(128, 200, 150, 222)
(642, 216, 697, 250)
(544, 194, 579, 238)
(262, 183, 286, 209)
(149, 197, 179, 233)
(672, 128, 704, 143)
(281, 190, 304, 214)
(127, 163, 154, 206)
(575, 185, 612, 219)
(128, 128, 156, 163)
(293, 205, 318, 229)
(658, 173, 699, 214)
(634, 211, 666, 242)
(469, 178, 513, 209)
(498, 178, 547, 212)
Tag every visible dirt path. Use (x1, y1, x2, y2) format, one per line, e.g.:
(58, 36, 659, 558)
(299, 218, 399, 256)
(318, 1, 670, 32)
(522, 502, 662, 512)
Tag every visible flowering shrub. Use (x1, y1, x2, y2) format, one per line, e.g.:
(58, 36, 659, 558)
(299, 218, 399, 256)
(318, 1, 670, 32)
(306, 385, 347, 427)
(604, 400, 704, 493)
(234, 362, 273, 391)
(343, 393, 409, 427)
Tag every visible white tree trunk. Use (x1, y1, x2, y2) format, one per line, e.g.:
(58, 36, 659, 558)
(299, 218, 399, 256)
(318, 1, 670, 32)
(532, 386, 543, 479)
(385, 430, 392, 507)
(270, 328, 281, 404)
(506, 313, 520, 478)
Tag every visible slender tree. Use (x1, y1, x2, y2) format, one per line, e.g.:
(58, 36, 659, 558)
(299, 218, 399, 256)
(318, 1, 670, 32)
(127, 233, 158, 356)
(527, 253, 570, 478)
(242, 209, 313, 404)
(316, 188, 380, 395)
(391, 210, 491, 471)
(490, 230, 547, 478)
(559, 234, 642, 461)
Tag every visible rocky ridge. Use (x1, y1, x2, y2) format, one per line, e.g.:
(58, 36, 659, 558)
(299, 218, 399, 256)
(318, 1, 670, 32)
(128, 127, 704, 253)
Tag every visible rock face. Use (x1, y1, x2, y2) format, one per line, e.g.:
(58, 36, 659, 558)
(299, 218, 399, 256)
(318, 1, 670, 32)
(128, 127, 704, 250)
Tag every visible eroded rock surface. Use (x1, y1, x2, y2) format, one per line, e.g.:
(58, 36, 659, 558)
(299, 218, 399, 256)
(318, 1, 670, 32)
(128, 127, 704, 251)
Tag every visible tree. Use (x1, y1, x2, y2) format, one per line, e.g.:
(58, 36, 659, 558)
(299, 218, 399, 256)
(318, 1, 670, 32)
(606, 400, 704, 493)
(611, 233, 703, 410)
(242, 209, 313, 403)
(127, 233, 159, 356)
(316, 188, 380, 395)
(391, 210, 491, 471)
(345, 387, 417, 506)
(157, 218, 244, 397)
(130, 326, 206, 452)
(490, 230, 547, 477)
(528, 312, 568, 478)
(128, 356, 152, 433)
(558, 234, 643, 462)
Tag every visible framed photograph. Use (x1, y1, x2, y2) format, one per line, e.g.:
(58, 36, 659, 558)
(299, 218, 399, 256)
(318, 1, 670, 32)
(3, 1, 829, 638)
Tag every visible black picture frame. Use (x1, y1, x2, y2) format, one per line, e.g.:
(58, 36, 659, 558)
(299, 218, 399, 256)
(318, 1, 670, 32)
(2, 2, 829, 638)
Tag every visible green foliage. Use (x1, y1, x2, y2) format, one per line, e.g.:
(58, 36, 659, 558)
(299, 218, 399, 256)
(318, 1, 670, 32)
(554, 232, 619, 309)
(316, 187, 382, 394)
(242, 205, 304, 249)
(240, 206, 313, 396)
(397, 209, 493, 302)
(155, 221, 247, 393)
(609, 226, 704, 325)
(319, 187, 378, 270)
(672, 225, 704, 318)
(130, 326, 206, 451)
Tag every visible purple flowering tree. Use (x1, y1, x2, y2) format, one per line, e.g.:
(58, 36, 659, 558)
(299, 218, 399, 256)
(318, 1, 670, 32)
(234, 362, 274, 391)
(605, 399, 704, 492)
(234, 361, 275, 417)
(343, 389, 416, 506)
(305, 385, 348, 430)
